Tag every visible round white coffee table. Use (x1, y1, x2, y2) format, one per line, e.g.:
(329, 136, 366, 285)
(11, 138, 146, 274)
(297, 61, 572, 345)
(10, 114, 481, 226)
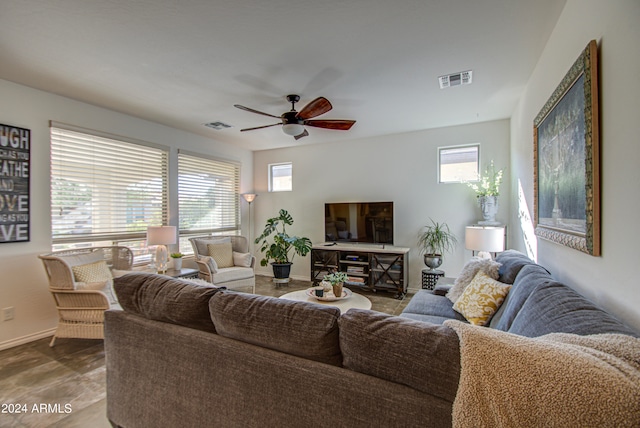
(280, 288, 372, 314)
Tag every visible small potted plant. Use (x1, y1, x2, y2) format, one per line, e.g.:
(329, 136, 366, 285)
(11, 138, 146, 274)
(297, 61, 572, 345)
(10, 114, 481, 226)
(323, 271, 348, 298)
(170, 252, 184, 270)
(417, 219, 457, 271)
(255, 209, 312, 282)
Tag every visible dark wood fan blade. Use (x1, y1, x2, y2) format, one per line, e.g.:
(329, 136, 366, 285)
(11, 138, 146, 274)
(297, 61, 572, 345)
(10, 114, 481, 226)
(234, 104, 281, 119)
(294, 129, 309, 140)
(304, 119, 356, 130)
(296, 97, 332, 120)
(240, 123, 281, 132)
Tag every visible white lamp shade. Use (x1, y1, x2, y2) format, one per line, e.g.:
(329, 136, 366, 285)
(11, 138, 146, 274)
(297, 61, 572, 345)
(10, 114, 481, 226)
(242, 193, 257, 203)
(282, 123, 305, 136)
(465, 226, 505, 253)
(147, 226, 177, 246)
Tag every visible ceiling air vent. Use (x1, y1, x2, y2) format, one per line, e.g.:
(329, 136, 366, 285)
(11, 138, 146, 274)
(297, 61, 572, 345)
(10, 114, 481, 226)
(204, 121, 232, 130)
(439, 70, 473, 89)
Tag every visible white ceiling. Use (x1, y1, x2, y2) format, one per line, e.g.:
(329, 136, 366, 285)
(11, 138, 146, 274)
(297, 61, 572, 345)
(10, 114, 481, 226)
(0, 0, 566, 151)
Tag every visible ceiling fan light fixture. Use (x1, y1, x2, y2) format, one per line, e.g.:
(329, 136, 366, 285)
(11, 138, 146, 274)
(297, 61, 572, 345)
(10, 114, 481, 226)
(282, 123, 305, 136)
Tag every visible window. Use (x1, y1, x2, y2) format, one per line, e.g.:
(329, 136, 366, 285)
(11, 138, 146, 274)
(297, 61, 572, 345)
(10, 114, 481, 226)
(50, 123, 168, 263)
(438, 144, 480, 183)
(269, 162, 292, 192)
(178, 151, 240, 254)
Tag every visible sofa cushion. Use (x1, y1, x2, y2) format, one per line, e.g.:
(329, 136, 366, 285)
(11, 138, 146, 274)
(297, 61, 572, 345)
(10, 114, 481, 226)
(495, 249, 541, 284)
(58, 249, 105, 269)
(401, 290, 467, 323)
(72, 260, 112, 283)
(192, 236, 231, 256)
(491, 263, 557, 331)
(198, 255, 219, 273)
(233, 251, 252, 267)
(207, 242, 234, 268)
(339, 309, 460, 403)
(433, 282, 452, 296)
(508, 282, 639, 338)
(446, 257, 501, 303)
(211, 266, 254, 283)
(72, 260, 119, 305)
(209, 291, 342, 366)
(452, 271, 511, 326)
(113, 273, 222, 333)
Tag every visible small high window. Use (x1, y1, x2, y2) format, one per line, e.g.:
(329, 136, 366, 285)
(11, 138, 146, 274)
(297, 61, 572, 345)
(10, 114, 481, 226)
(269, 162, 293, 192)
(438, 144, 480, 183)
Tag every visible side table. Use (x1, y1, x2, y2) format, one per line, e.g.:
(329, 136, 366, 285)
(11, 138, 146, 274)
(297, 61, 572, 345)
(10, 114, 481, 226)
(421, 269, 444, 290)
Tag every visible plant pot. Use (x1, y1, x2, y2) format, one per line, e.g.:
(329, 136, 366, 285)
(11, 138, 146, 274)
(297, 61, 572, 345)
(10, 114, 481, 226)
(332, 282, 344, 298)
(172, 257, 183, 271)
(478, 195, 500, 225)
(271, 262, 292, 283)
(423, 254, 443, 271)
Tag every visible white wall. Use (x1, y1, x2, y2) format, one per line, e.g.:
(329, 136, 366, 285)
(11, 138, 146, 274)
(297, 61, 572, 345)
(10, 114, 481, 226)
(509, 0, 640, 330)
(0, 79, 253, 349)
(252, 120, 510, 288)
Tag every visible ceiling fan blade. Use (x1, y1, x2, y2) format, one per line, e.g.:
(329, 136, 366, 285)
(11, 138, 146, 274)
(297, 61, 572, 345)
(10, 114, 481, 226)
(296, 97, 332, 120)
(240, 123, 281, 132)
(234, 104, 281, 119)
(304, 119, 356, 130)
(294, 129, 309, 140)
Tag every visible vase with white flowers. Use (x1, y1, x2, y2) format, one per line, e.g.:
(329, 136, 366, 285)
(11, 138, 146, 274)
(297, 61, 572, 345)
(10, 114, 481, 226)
(467, 161, 504, 224)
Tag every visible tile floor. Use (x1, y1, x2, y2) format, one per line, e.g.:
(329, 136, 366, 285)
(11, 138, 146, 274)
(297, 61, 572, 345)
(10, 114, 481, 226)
(0, 275, 416, 427)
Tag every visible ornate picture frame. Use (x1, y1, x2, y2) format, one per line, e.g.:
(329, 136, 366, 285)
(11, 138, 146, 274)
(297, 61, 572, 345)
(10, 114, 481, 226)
(534, 40, 600, 256)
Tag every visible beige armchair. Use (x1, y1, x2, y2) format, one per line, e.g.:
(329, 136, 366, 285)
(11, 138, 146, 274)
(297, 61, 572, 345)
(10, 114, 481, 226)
(38, 246, 134, 346)
(189, 235, 256, 292)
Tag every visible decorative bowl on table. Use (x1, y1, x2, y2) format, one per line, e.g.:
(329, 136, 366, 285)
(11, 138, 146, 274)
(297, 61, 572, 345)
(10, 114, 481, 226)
(306, 287, 352, 302)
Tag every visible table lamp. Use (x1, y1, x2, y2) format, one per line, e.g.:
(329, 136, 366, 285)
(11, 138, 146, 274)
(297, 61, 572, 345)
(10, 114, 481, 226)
(465, 226, 505, 259)
(147, 226, 177, 273)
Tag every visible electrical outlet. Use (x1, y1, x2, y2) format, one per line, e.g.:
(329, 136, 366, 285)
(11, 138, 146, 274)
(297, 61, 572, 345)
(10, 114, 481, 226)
(2, 307, 15, 321)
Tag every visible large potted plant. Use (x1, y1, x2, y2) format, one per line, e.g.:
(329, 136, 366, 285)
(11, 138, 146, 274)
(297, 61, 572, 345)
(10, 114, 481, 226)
(255, 209, 312, 282)
(417, 219, 458, 271)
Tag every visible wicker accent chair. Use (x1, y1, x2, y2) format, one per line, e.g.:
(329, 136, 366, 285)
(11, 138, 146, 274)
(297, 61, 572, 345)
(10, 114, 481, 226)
(189, 235, 256, 292)
(38, 246, 134, 347)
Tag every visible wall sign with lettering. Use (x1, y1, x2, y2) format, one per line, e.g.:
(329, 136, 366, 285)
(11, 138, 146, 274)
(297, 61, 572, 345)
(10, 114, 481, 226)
(0, 123, 30, 243)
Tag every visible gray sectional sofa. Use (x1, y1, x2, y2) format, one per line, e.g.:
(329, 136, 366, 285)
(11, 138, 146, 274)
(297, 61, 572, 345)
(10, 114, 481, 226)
(105, 250, 638, 428)
(402, 250, 638, 337)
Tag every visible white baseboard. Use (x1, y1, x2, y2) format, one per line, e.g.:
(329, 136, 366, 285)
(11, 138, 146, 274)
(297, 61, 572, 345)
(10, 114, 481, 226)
(0, 328, 56, 351)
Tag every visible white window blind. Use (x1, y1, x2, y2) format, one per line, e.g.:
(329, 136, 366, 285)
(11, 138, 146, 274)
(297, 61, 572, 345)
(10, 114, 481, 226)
(178, 151, 240, 242)
(50, 125, 168, 247)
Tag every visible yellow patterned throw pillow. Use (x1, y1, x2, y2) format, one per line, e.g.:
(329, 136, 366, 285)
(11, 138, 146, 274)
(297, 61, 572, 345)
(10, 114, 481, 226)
(207, 242, 234, 268)
(72, 260, 113, 283)
(453, 271, 511, 326)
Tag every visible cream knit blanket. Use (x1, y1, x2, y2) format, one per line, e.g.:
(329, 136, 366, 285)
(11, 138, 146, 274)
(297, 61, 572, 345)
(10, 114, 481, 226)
(444, 320, 640, 427)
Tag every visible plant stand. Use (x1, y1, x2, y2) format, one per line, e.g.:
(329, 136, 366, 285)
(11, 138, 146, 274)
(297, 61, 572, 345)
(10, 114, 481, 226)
(421, 269, 444, 290)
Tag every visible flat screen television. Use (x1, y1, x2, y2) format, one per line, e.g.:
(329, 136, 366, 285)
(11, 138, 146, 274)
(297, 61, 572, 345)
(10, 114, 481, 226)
(324, 202, 394, 245)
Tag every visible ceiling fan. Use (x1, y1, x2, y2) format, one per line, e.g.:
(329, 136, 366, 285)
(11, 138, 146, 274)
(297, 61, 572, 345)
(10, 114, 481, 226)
(234, 94, 356, 140)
